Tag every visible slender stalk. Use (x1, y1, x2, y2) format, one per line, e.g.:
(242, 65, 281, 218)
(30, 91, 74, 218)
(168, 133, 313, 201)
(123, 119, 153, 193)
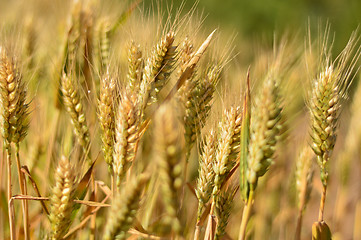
(194, 225, 201, 240)
(318, 185, 327, 221)
(15, 143, 29, 240)
(90, 174, 96, 240)
(295, 208, 303, 240)
(238, 188, 254, 240)
(6, 144, 15, 240)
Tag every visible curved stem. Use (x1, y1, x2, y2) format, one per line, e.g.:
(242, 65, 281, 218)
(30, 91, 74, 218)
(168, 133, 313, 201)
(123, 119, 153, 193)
(238, 188, 254, 240)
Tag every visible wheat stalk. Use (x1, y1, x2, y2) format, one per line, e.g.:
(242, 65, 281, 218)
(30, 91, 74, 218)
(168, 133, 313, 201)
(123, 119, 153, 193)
(295, 145, 314, 240)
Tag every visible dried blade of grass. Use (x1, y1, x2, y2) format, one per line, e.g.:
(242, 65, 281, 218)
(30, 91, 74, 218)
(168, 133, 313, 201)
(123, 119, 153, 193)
(21, 166, 49, 214)
(165, 29, 216, 102)
(64, 183, 112, 239)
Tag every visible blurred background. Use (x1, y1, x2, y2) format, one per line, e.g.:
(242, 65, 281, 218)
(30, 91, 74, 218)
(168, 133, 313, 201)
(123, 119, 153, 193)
(147, 0, 361, 54)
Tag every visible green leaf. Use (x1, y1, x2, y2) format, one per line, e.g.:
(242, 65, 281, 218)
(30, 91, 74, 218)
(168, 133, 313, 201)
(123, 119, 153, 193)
(240, 70, 251, 202)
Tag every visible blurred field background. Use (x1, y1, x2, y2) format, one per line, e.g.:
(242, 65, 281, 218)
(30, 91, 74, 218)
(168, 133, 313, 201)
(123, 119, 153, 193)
(0, 0, 361, 240)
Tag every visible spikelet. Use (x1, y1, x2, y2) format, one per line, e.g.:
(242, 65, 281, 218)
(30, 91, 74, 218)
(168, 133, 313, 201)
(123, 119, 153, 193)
(247, 77, 282, 189)
(98, 72, 117, 172)
(49, 156, 78, 240)
(214, 187, 237, 240)
(139, 32, 177, 110)
(0, 46, 29, 146)
(213, 106, 242, 196)
(155, 103, 183, 234)
(295, 145, 314, 212)
(183, 65, 221, 160)
(103, 175, 149, 240)
(195, 129, 217, 221)
(113, 90, 141, 186)
(95, 18, 111, 74)
(127, 41, 143, 92)
(61, 73, 90, 157)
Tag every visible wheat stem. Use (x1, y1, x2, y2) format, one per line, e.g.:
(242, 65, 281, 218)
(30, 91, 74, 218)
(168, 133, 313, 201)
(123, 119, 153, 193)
(15, 143, 29, 240)
(238, 187, 254, 240)
(5, 144, 15, 240)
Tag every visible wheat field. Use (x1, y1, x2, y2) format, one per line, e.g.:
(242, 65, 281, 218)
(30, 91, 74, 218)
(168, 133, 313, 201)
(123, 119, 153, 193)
(1, 1, 361, 240)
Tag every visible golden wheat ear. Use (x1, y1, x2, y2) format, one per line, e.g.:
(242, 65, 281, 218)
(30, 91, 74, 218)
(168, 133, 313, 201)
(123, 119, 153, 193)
(138, 31, 177, 112)
(308, 31, 361, 221)
(113, 89, 141, 187)
(195, 129, 217, 222)
(154, 103, 183, 236)
(98, 71, 117, 173)
(61, 72, 90, 160)
(213, 106, 241, 197)
(103, 174, 149, 240)
(49, 156, 78, 240)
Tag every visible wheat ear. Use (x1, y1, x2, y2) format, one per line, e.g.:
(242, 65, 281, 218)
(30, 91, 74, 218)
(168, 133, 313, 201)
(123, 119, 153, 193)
(183, 65, 221, 161)
(113, 90, 141, 187)
(127, 41, 143, 93)
(214, 187, 237, 240)
(0, 46, 30, 240)
(103, 175, 149, 240)
(239, 76, 282, 240)
(61, 73, 90, 160)
(138, 32, 177, 112)
(98, 71, 117, 172)
(49, 156, 78, 240)
(95, 18, 111, 74)
(213, 106, 242, 196)
(155, 103, 183, 236)
(309, 32, 360, 222)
